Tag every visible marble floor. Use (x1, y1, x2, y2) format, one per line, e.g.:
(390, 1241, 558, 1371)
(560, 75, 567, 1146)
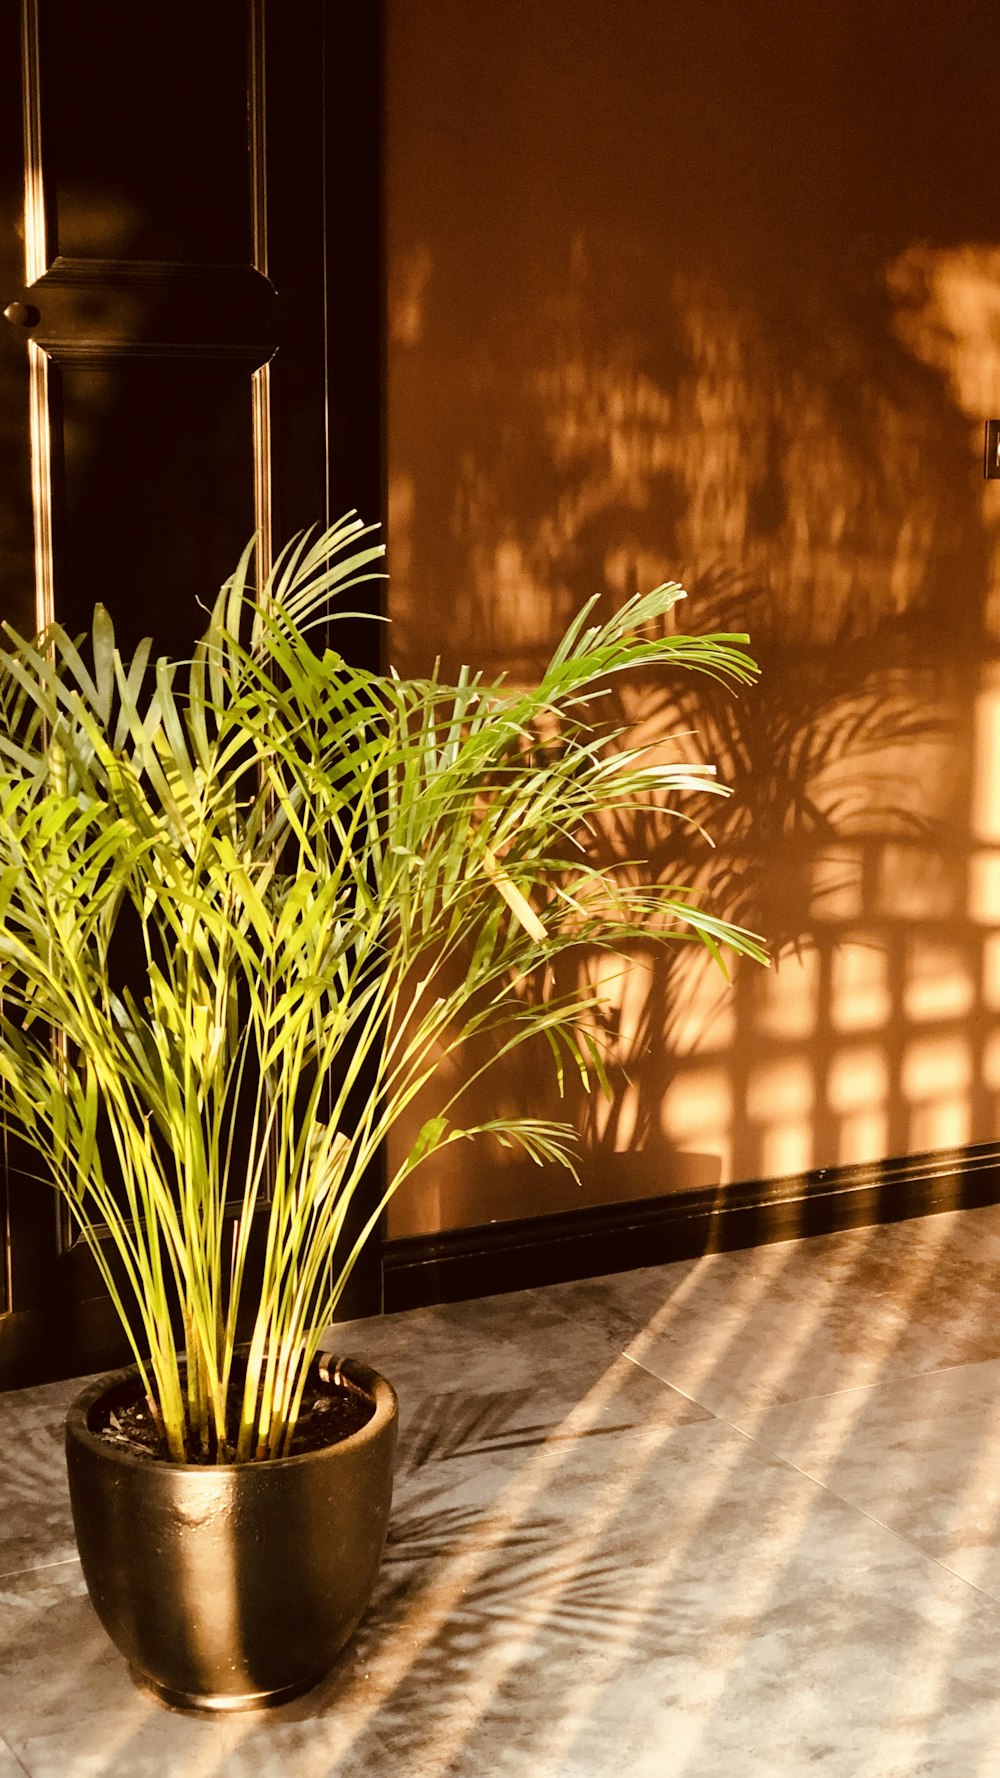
(6, 1205, 1000, 1774)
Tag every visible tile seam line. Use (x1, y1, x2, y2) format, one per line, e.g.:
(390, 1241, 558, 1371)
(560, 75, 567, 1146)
(525, 1283, 735, 1421)
(0, 1555, 79, 1583)
(525, 1279, 962, 1414)
(619, 1350, 730, 1424)
(709, 1417, 1000, 1611)
(592, 1329, 1000, 1418)
(0, 1734, 30, 1778)
(0, 1732, 30, 1778)
(726, 1349, 1000, 1410)
(615, 1346, 1000, 1611)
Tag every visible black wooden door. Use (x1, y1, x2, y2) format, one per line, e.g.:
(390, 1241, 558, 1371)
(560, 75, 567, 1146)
(0, 0, 384, 1385)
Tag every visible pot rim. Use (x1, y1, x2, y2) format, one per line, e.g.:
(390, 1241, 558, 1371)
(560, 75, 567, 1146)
(65, 1353, 397, 1474)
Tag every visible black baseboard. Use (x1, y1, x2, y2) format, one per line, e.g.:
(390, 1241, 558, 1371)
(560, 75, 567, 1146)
(381, 1141, 1000, 1313)
(9, 1144, 1000, 1386)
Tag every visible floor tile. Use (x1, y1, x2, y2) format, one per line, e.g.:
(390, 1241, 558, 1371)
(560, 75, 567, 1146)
(355, 1414, 1000, 1778)
(734, 1353, 1000, 1606)
(7, 1211, 1000, 1774)
(0, 1377, 95, 1577)
(324, 1290, 713, 1471)
(535, 1202, 1000, 1416)
(5, 1413, 1000, 1776)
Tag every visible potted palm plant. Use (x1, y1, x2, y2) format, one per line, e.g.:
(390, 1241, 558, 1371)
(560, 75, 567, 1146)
(0, 514, 764, 1710)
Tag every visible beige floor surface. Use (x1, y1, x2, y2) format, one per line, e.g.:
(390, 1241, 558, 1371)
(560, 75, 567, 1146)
(5, 1203, 1000, 1774)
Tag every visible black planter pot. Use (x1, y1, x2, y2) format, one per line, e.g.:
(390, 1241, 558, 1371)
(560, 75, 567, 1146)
(65, 1357, 398, 1712)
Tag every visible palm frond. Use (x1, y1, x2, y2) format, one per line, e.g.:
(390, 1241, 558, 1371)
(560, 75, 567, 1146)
(0, 515, 765, 1461)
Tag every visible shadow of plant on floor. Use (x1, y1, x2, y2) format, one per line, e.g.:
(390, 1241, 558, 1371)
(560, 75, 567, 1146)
(395, 1388, 640, 1474)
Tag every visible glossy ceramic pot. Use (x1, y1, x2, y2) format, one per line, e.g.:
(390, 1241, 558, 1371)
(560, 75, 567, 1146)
(65, 1357, 397, 1712)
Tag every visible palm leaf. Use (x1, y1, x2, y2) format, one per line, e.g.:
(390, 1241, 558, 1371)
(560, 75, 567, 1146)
(0, 517, 765, 1461)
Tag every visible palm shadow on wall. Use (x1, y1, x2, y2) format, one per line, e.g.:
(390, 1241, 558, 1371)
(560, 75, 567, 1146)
(388, 569, 967, 1231)
(388, 218, 999, 1230)
(479, 570, 967, 1210)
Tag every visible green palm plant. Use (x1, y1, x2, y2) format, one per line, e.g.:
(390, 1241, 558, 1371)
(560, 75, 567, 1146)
(0, 515, 765, 1463)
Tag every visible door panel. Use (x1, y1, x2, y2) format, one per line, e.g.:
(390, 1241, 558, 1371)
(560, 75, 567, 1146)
(38, 1, 253, 267)
(57, 357, 257, 653)
(11, 0, 276, 641)
(0, 0, 385, 1385)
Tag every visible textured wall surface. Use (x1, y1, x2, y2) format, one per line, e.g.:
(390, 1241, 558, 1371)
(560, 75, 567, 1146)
(385, 0, 1000, 1235)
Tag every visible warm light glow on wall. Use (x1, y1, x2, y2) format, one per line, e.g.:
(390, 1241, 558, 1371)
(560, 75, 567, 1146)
(753, 950, 819, 1041)
(982, 1028, 1000, 1094)
(809, 848, 865, 924)
(973, 672, 1000, 840)
(660, 1068, 733, 1180)
(826, 1046, 890, 1167)
(876, 846, 958, 923)
(902, 1035, 971, 1101)
(983, 935, 1000, 1011)
(831, 945, 891, 1034)
(667, 949, 738, 1056)
(967, 852, 1000, 926)
(890, 245, 1000, 637)
(903, 1036, 972, 1150)
(748, 1059, 814, 1178)
(908, 1101, 971, 1153)
(903, 941, 974, 1024)
(837, 1111, 890, 1168)
(827, 1047, 890, 1118)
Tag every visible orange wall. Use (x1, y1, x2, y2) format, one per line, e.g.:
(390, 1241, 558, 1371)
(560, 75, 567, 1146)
(385, 0, 1000, 1237)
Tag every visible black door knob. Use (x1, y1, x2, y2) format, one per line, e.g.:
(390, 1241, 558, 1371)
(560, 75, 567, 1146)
(3, 302, 40, 328)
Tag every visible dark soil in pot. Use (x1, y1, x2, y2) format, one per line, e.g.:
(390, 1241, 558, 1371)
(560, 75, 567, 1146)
(89, 1356, 377, 1463)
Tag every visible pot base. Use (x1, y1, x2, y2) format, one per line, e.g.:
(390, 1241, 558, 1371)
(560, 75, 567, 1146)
(130, 1664, 322, 1714)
